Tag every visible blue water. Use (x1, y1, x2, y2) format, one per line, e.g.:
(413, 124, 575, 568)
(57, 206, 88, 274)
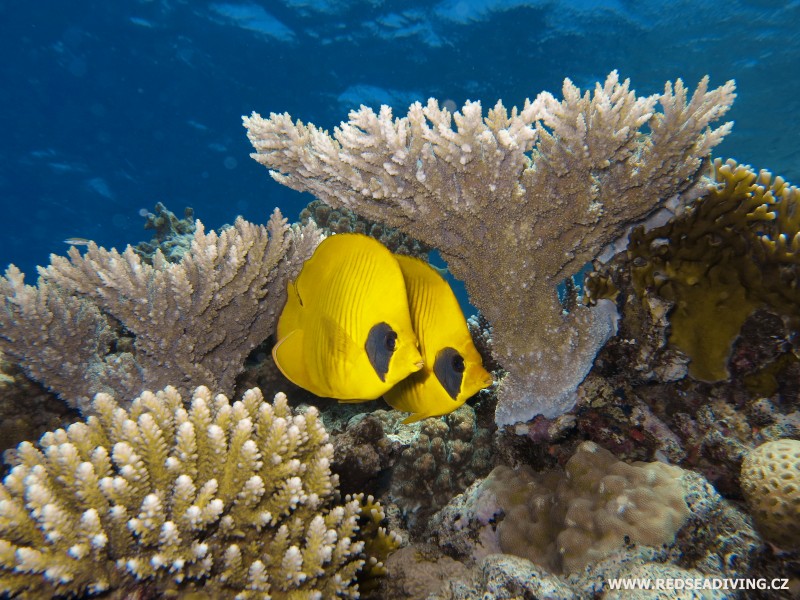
(1, 0, 798, 278)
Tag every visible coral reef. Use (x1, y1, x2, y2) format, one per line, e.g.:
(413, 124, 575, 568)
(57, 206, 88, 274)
(331, 414, 398, 497)
(740, 438, 800, 550)
(244, 71, 736, 426)
(300, 199, 432, 258)
(389, 404, 493, 530)
(133, 202, 196, 264)
(429, 442, 692, 574)
(427, 555, 733, 600)
(429, 554, 588, 600)
(0, 385, 395, 598)
(420, 468, 769, 599)
(625, 159, 800, 382)
(0, 211, 322, 412)
(382, 545, 471, 599)
(483, 441, 690, 574)
(0, 354, 79, 459)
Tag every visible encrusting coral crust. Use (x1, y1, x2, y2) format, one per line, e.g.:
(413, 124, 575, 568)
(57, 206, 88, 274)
(0, 210, 323, 412)
(0, 385, 397, 598)
(244, 71, 736, 427)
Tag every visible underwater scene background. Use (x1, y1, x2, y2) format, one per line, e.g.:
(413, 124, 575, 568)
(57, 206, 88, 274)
(1, 0, 799, 598)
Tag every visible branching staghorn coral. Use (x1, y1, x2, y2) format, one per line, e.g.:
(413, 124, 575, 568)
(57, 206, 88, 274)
(244, 71, 736, 426)
(0, 210, 322, 412)
(0, 385, 395, 598)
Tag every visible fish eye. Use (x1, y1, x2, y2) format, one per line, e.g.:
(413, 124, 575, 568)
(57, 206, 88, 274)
(434, 347, 465, 400)
(365, 322, 397, 382)
(385, 331, 397, 351)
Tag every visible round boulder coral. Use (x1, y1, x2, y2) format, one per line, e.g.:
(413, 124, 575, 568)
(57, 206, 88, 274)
(740, 438, 800, 549)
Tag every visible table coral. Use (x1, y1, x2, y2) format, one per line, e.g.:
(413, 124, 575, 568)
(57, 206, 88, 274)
(0, 385, 395, 598)
(245, 71, 735, 426)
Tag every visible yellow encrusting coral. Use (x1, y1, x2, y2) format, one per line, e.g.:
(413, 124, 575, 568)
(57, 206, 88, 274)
(627, 159, 800, 382)
(0, 385, 392, 598)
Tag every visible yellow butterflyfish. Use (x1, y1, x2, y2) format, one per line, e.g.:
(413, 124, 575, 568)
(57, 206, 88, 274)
(384, 254, 493, 423)
(272, 234, 423, 400)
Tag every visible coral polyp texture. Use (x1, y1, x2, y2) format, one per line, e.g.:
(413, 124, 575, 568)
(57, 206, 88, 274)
(133, 202, 197, 264)
(626, 158, 800, 382)
(481, 441, 690, 574)
(390, 404, 492, 529)
(244, 71, 736, 426)
(0, 210, 323, 411)
(0, 385, 391, 598)
(740, 438, 800, 550)
(300, 199, 432, 259)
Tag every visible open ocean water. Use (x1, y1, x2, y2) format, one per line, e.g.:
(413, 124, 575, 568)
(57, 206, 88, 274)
(0, 0, 798, 277)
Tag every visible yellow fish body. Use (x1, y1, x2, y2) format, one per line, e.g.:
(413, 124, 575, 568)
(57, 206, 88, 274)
(272, 234, 423, 400)
(384, 255, 493, 423)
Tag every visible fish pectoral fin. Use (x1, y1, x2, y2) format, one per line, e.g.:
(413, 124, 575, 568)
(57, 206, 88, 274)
(272, 329, 313, 389)
(318, 314, 360, 368)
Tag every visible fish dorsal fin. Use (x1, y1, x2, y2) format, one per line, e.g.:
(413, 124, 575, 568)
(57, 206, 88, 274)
(272, 329, 312, 389)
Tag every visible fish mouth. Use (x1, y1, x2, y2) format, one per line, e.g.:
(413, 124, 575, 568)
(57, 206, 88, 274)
(414, 360, 425, 369)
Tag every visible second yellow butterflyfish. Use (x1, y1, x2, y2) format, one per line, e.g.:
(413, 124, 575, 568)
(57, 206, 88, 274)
(272, 233, 424, 400)
(384, 254, 493, 423)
